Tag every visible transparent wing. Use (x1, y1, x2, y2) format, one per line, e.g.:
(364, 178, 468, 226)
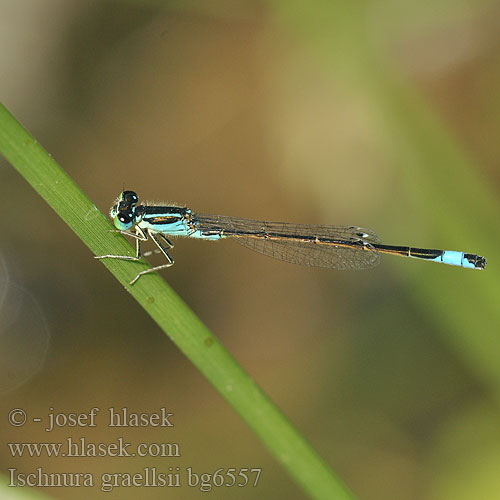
(235, 236, 380, 269)
(195, 215, 380, 270)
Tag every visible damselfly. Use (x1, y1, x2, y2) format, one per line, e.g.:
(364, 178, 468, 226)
(96, 191, 487, 285)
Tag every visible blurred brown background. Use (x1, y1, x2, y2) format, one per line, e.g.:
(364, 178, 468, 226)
(1, 1, 499, 499)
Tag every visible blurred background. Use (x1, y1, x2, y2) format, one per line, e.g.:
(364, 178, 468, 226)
(1, 1, 499, 499)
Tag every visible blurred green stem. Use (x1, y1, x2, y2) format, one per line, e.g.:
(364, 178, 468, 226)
(0, 102, 357, 500)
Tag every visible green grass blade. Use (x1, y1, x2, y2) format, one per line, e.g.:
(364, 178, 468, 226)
(0, 102, 358, 500)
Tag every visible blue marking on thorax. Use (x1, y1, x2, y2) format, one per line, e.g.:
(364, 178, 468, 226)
(139, 217, 191, 236)
(134, 206, 226, 240)
(134, 206, 189, 236)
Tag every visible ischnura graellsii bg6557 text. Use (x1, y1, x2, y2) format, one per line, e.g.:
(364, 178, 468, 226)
(96, 191, 487, 285)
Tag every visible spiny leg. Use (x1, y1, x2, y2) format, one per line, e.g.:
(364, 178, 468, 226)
(129, 231, 175, 285)
(95, 226, 148, 261)
(96, 227, 175, 284)
(156, 232, 174, 249)
(142, 235, 173, 257)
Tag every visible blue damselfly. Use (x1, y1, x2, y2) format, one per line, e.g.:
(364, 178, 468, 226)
(96, 191, 487, 284)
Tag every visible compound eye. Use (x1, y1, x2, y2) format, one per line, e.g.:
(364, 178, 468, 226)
(114, 211, 133, 231)
(121, 191, 138, 206)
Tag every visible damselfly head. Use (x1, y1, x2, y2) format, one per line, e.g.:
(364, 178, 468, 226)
(109, 191, 139, 231)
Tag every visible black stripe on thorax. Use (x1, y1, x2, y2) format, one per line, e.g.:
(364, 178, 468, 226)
(142, 206, 188, 217)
